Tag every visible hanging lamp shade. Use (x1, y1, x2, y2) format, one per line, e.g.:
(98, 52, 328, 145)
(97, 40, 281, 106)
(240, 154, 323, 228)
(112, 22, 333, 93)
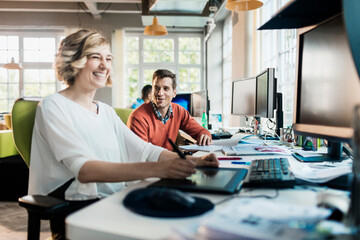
(4, 57, 22, 70)
(226, 0, 263, 11)
(144, 16, 168, 36)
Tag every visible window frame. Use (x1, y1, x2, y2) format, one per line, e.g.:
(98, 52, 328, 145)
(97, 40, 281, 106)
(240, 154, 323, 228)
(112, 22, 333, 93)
(124, 31, 204, 105)
(0, 30, 64, 112)
(259, 0, 296, 127)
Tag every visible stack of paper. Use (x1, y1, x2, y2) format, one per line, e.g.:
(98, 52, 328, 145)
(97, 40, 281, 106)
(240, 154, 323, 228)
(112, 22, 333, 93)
(196, 198, 331, 240)
(180, 136, 247, 152)
(289, 159, 352, 183)
(232, 144, 292, 155)
(180, 135, 293, 155)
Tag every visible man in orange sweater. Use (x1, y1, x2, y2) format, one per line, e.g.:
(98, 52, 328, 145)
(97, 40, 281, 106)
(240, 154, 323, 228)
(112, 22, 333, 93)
(127, 69, 212, 151)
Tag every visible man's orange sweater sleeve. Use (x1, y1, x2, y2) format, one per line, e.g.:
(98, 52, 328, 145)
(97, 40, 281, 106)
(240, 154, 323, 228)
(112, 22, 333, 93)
(177, 105, 211, 140)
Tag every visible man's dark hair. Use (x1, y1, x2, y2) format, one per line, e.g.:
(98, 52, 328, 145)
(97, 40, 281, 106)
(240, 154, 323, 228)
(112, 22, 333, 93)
(152, 69, 177, 90)
(141, 84, 152, 100)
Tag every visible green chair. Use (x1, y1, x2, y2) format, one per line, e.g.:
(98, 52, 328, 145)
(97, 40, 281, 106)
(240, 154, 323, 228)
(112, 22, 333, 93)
(12, 98, 69, 240)
(114, 107, 133, 124)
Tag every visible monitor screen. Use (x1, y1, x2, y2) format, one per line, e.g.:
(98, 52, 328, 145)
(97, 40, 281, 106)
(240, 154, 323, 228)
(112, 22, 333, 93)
(172, 93, 191, 112)
(293, 14, 360, 161)
(255, 68, 276, 118)
(191, 90, 207, 117)
(231, 77, 256, 116)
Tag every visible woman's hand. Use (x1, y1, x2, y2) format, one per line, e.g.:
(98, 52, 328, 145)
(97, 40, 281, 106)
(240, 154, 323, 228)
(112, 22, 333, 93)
(192, 153, 219, 168)
(157, 157, 197, 179)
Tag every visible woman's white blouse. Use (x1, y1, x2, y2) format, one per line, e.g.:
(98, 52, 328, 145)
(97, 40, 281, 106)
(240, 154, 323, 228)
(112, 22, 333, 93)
(28, 93, 164, 200)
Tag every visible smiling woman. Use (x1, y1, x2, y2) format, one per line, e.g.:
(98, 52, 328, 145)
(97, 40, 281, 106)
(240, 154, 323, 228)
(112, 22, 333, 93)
(26, 29, 219, 240)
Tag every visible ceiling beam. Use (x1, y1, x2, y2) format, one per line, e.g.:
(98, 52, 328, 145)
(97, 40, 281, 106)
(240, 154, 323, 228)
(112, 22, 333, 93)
(2, 0, 141, 2)
(0, 1, 141, 14)
(83, 1, 102, 19)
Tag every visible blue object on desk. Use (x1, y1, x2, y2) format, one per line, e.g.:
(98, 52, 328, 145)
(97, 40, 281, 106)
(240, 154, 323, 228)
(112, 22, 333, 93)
(231, 161, 250, 165)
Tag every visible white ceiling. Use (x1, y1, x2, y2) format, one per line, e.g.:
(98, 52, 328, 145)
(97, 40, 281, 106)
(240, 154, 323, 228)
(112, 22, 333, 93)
(0, 0, 142, 19)
(0, 0, 229, 28)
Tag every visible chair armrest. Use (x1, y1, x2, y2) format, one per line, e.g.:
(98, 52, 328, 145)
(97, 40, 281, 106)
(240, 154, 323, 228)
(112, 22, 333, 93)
(19, 195, 69, 217)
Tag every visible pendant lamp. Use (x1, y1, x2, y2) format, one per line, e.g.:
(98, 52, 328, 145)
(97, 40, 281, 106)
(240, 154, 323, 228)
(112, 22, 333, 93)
(144, 16, 168, 36)
(4, 57, 22, 70)
(226, 0, 263, 11)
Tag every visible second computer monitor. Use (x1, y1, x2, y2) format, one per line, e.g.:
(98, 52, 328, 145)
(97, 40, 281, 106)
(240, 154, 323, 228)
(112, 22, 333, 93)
(231, 77, 256, 116)
(191, 90, 207, 117)
(255, 68, 277, 118)
(172, 93, 192, 112)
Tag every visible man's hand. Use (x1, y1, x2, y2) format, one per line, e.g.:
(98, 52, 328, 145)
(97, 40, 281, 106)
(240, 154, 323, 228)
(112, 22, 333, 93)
(197, 134, 213, 146)
(193, 153, 219, 168)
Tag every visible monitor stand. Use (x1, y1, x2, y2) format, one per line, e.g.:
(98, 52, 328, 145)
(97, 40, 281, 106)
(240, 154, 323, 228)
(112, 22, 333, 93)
(293, 142, 349, 162)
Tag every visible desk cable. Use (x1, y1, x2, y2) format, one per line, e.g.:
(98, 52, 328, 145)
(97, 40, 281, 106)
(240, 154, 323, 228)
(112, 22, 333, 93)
(214, 189, 279, 206)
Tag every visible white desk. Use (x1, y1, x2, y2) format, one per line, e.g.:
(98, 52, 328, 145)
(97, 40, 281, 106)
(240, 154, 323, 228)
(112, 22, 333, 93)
(65, 154, 340, 240)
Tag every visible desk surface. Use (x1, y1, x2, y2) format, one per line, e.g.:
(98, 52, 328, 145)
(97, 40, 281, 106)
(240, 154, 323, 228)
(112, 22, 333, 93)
(65, 153, 343, 240)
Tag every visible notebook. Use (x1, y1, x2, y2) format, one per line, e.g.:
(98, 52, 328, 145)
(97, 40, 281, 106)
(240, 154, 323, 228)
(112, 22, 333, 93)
(148, 167, 248, 194)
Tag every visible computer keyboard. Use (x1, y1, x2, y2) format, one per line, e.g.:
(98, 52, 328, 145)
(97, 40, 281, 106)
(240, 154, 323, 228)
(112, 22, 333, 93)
(211, 131, 232, 140)
(244, 158, 296, 188)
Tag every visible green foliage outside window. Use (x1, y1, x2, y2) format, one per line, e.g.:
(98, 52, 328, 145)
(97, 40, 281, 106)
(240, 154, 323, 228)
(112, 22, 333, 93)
(126, 37, 139, 64)
(144, 39, 174, 63)
(179, 37, 201, 64)
(127, 68, 139, 105)
(144, 69, 156, 85)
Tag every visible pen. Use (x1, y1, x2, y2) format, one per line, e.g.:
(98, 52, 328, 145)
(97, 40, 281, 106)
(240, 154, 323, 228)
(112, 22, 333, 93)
(168, 138, 186, 159)
(231, 161, 250, 165)
(218, 157, 242, 161)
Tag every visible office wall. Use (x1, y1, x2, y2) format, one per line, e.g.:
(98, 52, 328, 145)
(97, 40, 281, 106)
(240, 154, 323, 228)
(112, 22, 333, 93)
(0, 12, 143, 106)
(222, 10, 259, 128)
(206, 21, 223, 117)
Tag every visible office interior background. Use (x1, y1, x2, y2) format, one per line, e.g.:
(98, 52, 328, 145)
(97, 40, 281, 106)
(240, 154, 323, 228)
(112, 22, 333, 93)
(0, 0, 295, 129)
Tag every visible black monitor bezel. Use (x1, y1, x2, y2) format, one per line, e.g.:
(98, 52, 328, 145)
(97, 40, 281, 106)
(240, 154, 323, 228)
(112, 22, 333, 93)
(292, 14, 354, 143)
(255, 68, 277, 119)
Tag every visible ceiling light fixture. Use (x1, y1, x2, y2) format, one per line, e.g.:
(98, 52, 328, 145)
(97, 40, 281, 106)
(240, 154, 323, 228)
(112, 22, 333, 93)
(4, 57, 22, 70)
(144, 16, 168, 36)
(226, 0, 263, 11)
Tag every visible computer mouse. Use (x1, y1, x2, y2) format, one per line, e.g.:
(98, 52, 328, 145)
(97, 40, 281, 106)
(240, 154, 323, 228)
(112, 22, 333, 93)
(211, 133, 220, 140)
(147, 187, 196, 210)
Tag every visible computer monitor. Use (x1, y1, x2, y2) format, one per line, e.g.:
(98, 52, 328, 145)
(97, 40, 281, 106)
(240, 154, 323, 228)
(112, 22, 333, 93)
(231, 77, 256, 116)
(191, 90, 208, 117)
(172, 93, 191, 112)
(293, 14, 360, 162)
(255, 68, 277, 118)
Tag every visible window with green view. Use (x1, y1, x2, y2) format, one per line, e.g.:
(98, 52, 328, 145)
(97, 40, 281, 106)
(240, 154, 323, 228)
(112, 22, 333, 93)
(124, 33, 203, 106)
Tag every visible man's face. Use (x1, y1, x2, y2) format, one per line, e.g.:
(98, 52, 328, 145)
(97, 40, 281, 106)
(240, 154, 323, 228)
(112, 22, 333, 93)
(152, 77, 176, 112)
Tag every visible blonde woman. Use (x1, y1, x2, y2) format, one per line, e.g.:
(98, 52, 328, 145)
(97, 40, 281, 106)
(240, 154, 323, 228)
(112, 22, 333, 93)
(28, 29, 219, 240)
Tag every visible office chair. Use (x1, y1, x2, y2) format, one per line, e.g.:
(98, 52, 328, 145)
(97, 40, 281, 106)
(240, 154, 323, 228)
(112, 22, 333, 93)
(114, 107, 133, 124)
(12, 98, 69, 240)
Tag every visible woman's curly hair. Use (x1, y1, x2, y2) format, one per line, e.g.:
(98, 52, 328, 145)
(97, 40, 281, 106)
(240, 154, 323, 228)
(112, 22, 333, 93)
(54, 29, 112, 86)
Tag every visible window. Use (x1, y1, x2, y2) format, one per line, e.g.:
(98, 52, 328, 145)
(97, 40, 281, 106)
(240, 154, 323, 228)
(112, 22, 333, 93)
(259, 0, 296, 127)
(124, 33, 203, 106)
(0, 32, 64, 112)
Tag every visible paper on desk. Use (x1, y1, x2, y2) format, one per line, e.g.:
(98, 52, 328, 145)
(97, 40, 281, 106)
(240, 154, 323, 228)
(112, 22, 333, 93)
(240, 138, 266, 145)
(180, 136, 248, 152)
(212, 136, 247, 146)
(290, 159, 352, 183)
(180, 144, 223, 152)
(232, 144, 292, 155)
(197, 198, 331, 240)
(294, 150, 323, 157)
